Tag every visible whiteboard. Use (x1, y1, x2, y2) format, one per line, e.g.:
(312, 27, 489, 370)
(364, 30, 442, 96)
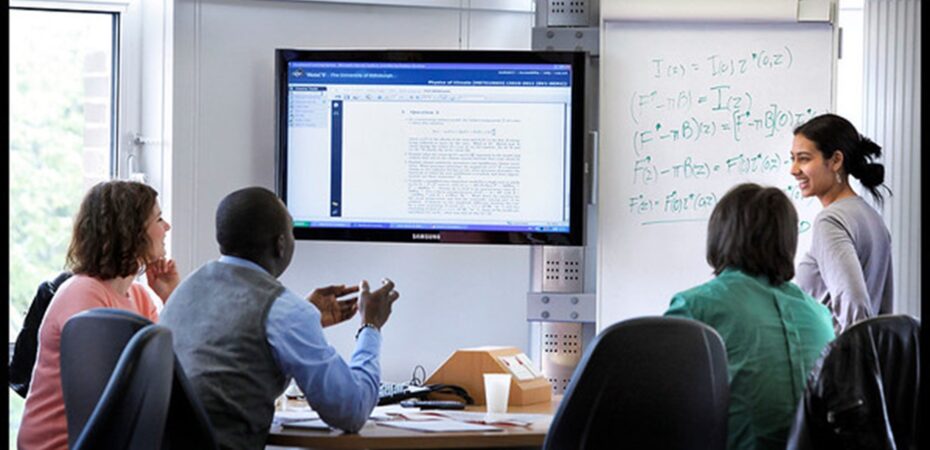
(597, 22, 836, 329)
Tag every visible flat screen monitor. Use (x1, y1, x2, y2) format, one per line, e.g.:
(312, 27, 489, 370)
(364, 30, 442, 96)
(276, 49, 585, 245)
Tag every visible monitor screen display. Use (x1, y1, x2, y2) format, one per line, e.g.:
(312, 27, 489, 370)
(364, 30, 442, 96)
(276, 50, 585, 245)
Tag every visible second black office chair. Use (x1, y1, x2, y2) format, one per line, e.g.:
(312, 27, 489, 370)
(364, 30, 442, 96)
(787, 314, 921, 450)
(544, 316, 730, 450)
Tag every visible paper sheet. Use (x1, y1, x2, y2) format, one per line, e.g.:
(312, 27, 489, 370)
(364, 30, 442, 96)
(386, 410, 548, 427)
(498, 356, 535, 381)
(281, 419, 332, 430)
(276, 404, 405, 425)
(370, 404, 407, 421)
(514, 353, 544, 378)
(498, 353, 544, 381)
(274, 409, 320, 424)
(428, 411, 548, 427)
(378, 419, 503, 433)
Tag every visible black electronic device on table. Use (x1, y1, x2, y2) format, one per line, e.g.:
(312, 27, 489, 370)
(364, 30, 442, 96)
(400, 399, 466, 410)
(378, 382, 431, 406)
(378, 382, 474, 406)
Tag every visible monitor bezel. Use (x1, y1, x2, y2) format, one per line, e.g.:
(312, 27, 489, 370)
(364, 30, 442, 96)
(275, 49, 586, 246)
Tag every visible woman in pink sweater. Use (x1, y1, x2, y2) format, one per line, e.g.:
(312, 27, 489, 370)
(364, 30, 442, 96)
(18, 180, 179, 450)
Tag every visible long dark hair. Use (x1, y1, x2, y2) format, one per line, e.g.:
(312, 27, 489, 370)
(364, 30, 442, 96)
(707, 183, 798, 285)
(793, 113, 891, 205)
(66, 180, 158, 279)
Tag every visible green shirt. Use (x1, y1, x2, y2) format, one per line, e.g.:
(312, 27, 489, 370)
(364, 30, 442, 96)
(665, 268, 834, 450)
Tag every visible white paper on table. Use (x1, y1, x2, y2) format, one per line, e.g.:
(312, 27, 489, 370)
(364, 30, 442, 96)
(423, 410, 549, 427)
(281, 418, 332, 430)
(384, 410, 448, 421)
(482, 412, 549, 425)
(276, 404, 405, 424)
(378, 419, 503, 433)
(370, 404, 407, 421)
(274, 409, 320, 424)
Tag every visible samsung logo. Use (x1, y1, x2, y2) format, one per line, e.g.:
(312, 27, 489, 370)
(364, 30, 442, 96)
(412, 233, 441, 241)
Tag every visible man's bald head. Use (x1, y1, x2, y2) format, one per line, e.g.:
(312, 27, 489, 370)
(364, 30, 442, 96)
(216, 187, 294, 274)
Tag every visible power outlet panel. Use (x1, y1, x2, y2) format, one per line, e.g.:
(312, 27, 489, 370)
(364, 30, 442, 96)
(546, 0, 593, 27)
(540, 246, 584, 293)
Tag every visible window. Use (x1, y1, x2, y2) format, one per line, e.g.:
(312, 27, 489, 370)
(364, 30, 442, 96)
(835, 0, 866, 201)
(9, 4, 128, 446)
(836, 0, 864, 128)
(9, 8, 117, 323)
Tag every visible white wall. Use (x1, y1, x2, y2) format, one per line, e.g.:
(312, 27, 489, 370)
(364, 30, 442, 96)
(171, 0, 536, 381)
(862, 0, 921, 319)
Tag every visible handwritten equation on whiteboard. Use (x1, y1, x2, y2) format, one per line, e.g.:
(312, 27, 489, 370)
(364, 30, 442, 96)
(621, 45, 822, 230)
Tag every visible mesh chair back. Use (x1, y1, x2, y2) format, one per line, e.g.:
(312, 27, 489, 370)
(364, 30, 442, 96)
(544, 316, 729, 450)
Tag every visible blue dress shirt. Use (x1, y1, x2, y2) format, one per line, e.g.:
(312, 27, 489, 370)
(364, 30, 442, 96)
(217, 255, 380, 432)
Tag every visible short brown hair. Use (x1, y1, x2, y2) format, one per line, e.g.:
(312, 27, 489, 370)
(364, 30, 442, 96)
(66, 180, 159, 279)
(706, 183, 798, 285)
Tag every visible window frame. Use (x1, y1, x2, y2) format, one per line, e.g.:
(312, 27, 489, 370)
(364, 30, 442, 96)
(10, 0, 144, 182)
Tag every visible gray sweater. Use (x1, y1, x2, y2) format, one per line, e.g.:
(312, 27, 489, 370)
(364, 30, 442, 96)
(160, 261, 287, 450)
(796, 196, 893, 334)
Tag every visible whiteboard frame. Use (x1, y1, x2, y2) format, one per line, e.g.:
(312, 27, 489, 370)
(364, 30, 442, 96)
(595, 6, 840, 331)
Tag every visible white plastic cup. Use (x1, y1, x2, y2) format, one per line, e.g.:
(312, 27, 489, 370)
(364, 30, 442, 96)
(483, 373, 512, 414)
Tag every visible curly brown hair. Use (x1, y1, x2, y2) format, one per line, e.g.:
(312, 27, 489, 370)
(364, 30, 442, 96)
(65, 180, 159, 279)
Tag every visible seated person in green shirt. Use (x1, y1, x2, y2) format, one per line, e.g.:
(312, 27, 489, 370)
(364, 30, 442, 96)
(664, 183, 835, 450)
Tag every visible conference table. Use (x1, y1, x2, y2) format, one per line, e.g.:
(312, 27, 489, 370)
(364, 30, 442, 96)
(266, 398, 559, 449)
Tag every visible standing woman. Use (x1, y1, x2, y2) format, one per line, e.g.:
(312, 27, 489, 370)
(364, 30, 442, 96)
(18, 180, 179, 450)
(790, 113, 893, 334)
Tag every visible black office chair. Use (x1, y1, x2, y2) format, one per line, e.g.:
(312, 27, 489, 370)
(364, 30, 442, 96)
(61, 311, 174, 450)
(543, 316, 730, 450)
(787, 314, 921, 450)
(9, 271, 73, 397)
(60, 307, 220, 450)
(61, 308, 154, 447)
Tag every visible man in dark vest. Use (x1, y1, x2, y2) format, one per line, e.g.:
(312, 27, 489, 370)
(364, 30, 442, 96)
(161, 186, 399, 450)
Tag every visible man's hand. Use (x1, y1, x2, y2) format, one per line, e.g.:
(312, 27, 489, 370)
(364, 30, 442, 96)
(359, 278, 400, 331)
(146, 258, 180, 302)
(308, 284, 360, 328)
